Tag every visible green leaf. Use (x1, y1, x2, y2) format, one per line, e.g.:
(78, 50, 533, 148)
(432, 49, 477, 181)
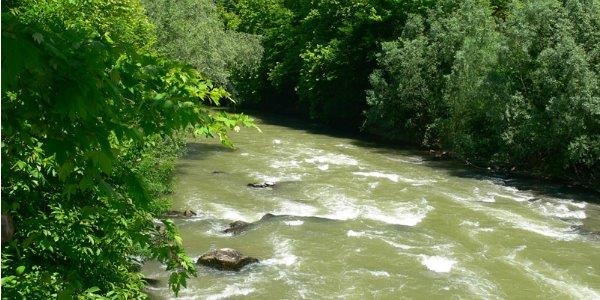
(16, 266, 25, 275)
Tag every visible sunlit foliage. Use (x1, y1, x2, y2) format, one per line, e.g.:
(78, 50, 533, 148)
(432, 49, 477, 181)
(1, 0, 254, 297)
(142, 0, 263, 93)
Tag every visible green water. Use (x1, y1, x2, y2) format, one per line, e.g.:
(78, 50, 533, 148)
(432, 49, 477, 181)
(145, 116, 600, 299)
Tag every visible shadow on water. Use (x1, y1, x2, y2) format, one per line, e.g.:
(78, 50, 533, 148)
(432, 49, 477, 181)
(173, 142, 235, 176)
(359, 139, 600, 204)
(240, 110, 600, 205)
(181, 142, 235, 160)
(245, 109, 367, 140)
(348, 139, 600, 234)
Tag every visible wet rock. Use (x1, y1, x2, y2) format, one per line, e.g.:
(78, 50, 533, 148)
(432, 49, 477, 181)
(223, 220, 252, 234)
(197, 248, 259, 271)
(247, 182, 276, 188)
(164, 210, 197, 218)
(129, 256, 145, 272)
(429, 150, 451, 161)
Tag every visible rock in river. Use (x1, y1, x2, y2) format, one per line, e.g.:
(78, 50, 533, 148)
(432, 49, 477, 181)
(247, 182, 276, 188)
(163, 210, 197, 218)
(223, 220, 252, 234)
(197, 248, 259, 271)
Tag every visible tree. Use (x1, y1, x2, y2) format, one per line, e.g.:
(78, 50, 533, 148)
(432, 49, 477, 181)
(497, 0, 600, 180)
(142, 0, 263, 94)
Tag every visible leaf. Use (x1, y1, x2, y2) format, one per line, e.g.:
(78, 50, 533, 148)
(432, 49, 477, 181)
(16, 266, 25, 275)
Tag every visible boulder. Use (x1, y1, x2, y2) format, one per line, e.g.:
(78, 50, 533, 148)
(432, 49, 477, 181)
(223, 220, 252, 234)
(197, 248, 259, 271)
(247, 182, 276, 188)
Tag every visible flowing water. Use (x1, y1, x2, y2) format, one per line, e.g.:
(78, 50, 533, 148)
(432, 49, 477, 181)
(145, 115, 600, 299)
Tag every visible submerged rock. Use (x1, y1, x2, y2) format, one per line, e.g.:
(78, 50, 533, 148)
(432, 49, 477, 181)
(197, 248, 259, 271)
(164, 210, 197, 218)
(260, 213, 277, 221)
(260, 213, 332, 223)
(223, 220, 252, 234)
(223, 213, 335, 235)
(142, 277, 161, 286)
(247, 182, 276, 188)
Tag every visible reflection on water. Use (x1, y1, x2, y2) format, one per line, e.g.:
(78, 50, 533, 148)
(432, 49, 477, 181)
(145, 115, 600, 299)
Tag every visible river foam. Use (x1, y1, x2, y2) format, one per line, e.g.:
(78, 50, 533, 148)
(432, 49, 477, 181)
(504, 255, 600, 299)
(353, 170, 438, 186)
(274, 199, 319, 217)
(533, 199, 587, 220)
(263, 237, 299, 267)
(206, 286, 255, 300)
(305, 152, 358, 166)
(284, 220, 304, 226)
(420, 255, 456, 273)
(363, 198, 433, 226)
(444, 193, 579, 241)
(353, 171, 400, 182)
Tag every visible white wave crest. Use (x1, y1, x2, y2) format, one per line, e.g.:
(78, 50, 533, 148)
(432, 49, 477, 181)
(421, 255, 456, 273)
(207, 286, 255, 300)
(353, 171, 400, 182)
(284, 220, 304, 226)
(363, 198, 433, 226)
(274, 199, 319, 217)
(305, 153, 358, 166)
(263, 237, 298, 267)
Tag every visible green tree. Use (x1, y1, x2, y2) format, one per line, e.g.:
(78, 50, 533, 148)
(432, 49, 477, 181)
(365, 14, 441, 143)
(1, 0, 254, 297)
(142, 0, 263, 93)
(497, 0, 600, 180)
(441, 0, 504, 161)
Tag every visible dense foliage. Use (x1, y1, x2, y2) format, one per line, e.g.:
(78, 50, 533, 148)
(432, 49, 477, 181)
(217, 0, 433, 124)
(366, 0, 600, 185)
(220, 0, 599, 187)
(1, 0, 254, 297)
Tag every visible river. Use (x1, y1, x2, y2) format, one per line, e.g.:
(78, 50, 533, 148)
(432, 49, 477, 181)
(145, 115, 600, 299)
